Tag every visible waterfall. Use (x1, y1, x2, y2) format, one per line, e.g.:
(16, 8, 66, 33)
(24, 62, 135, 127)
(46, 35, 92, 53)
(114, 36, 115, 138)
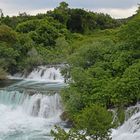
(5, 65, 140, 139)
(0, 89, 63, 139)
(8, 66, 64, 82)
(3, 65, 140, 139)
(0, 90, 62, 118)
(112, 104, 140, 140)
(0, 65, 65, 139)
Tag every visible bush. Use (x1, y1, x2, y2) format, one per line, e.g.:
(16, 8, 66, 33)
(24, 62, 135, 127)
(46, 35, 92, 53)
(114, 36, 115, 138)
(51, 105, 112, 140)
(0, 68, 7, 80)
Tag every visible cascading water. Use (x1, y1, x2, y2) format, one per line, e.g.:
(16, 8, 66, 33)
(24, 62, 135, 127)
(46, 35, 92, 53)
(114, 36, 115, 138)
(112, 104, 140, 140)
(5, 65, 140, 140)
(27, 66, 64, 82)
(0, 66, 65, 140)
(0, 90, 62, 118)
(0, 91, 63, 140)
(8, 66, 64, 83)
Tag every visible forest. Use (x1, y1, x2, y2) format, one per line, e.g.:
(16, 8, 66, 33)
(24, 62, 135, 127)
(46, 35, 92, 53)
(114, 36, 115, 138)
(0, 2, 140, 139)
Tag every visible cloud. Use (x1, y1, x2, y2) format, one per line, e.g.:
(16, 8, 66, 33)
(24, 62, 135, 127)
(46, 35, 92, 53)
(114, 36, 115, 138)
(0, 0, 139, 18)
(28, 8, 53, 16)
(94, 6, 138, 19)
(2, 9, 53, 17)
(66, 0, 140, 9)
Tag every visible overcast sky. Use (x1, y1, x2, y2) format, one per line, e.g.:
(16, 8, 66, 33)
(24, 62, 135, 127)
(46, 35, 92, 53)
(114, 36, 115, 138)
(0, 0, 139, 18)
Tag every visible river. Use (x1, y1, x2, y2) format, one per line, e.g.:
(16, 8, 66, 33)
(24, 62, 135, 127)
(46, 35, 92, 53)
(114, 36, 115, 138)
(0, 66, 66, 140)
(0, 66, 140, 140)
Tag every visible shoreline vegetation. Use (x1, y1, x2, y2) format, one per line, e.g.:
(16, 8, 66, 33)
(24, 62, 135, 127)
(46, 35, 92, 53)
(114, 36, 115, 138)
(0, 68, 7, 80)
(0, 2, 140, 139)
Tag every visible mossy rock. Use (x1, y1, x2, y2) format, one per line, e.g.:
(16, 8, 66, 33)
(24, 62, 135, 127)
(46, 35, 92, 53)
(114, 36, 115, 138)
(60, 111, 69, 121)
(117, 108, 125, 125)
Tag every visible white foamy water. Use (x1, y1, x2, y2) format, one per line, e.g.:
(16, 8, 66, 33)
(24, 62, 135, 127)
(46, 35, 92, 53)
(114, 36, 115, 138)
(8, 66, 64, 83)
(0, 66, 65, 140)
(6, 65, 140, 140)
(0, 90, 63, 140)
(112, 104, 140, 140)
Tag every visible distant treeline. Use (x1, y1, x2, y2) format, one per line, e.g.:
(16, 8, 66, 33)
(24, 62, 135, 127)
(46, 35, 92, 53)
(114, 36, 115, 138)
(0, 2, 122, 76)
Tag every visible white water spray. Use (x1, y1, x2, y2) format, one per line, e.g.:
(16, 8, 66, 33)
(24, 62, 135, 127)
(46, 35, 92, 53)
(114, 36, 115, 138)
(8, 66, 64, 83)
(0, 65, 65, 140)
(0, 90, 63, 140)
(6, 65, 140, 140)
(112, 104, 140, 140)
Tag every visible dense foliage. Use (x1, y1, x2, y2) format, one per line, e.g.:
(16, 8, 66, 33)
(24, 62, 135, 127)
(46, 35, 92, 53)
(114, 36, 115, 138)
(57, 6, 140, 139)
(51, 105, 112, 140)
(0, 2, 120, 74)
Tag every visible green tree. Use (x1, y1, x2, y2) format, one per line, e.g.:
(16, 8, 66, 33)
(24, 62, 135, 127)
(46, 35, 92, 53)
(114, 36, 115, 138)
(0, 68, 7, 80)
(48, 2, 69, 25)
(0, 25, 17, 43)
(58, 2, 69, 10)
(118, 10, 140, 49)
(51, 105, 112, 140)
(0, 9, 4, 18)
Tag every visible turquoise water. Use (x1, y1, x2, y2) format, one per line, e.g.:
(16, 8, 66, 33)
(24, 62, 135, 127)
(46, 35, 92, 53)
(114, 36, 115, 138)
(0, 80, 65, 140)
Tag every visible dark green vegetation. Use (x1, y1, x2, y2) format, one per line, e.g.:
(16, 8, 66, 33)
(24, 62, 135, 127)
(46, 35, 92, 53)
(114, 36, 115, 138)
(0, 2, 140, 139)
(0, 2, 120, 75)
(55, 6, 140, 140)
(52, 105, 112, 140)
